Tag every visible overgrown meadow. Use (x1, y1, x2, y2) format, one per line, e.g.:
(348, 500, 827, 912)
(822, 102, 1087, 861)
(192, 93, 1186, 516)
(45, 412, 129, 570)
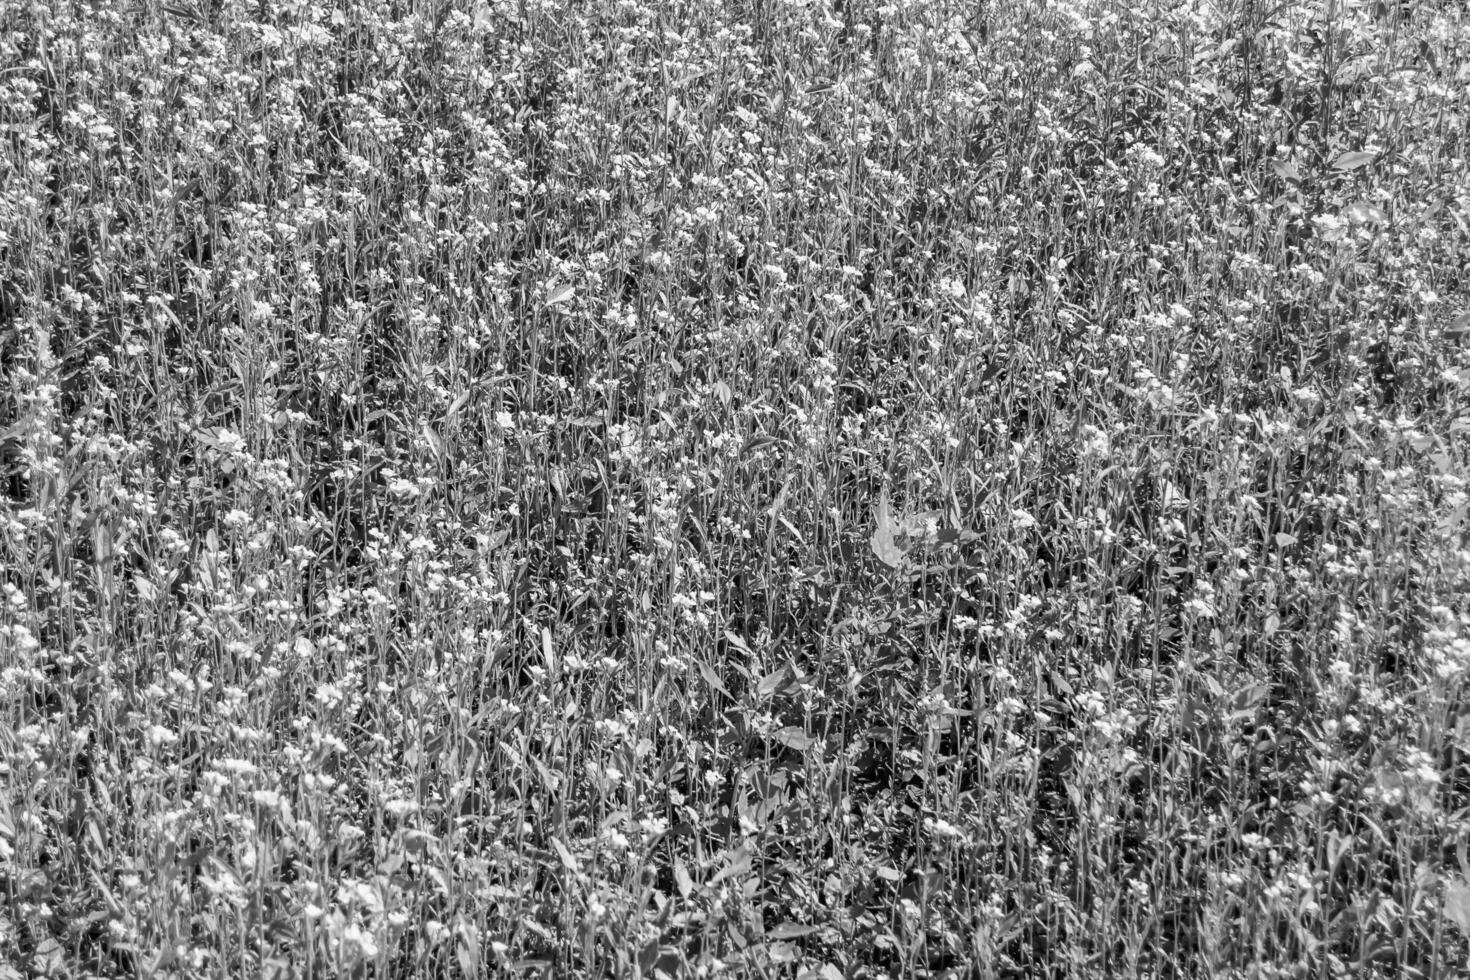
(3, 0, 1470, 976)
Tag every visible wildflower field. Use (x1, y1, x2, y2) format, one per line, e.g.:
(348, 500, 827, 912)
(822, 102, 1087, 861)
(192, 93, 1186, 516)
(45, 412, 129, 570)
(3, 0, 1470, 976)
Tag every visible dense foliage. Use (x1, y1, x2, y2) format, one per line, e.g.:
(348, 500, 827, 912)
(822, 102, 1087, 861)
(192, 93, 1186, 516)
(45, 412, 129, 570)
(3, 0, 1470, 976)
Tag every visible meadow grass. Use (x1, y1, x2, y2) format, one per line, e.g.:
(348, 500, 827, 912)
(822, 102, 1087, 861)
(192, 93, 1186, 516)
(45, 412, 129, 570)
(2, 0, 1470, 976)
